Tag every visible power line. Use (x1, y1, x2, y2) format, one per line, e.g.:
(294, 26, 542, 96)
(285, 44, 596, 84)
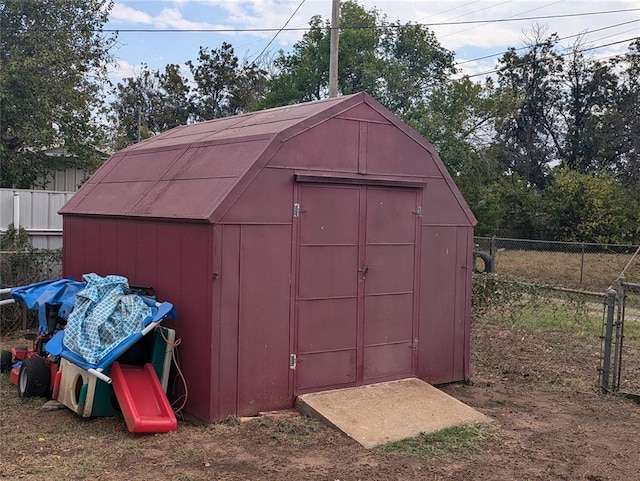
(253, 0, 306, 62)
(439, 0, 567, 40)
(456, 19, 640, 66)
(437, 0, 513, 23)
(416, 0, 481, 23)
(463, 36, 639, 79)
(104, 8, 640, 33)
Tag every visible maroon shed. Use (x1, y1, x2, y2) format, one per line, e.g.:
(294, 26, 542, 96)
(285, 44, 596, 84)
(59, 92, 477, 423)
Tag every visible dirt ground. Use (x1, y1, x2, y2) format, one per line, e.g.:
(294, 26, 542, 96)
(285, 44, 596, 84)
(1, 321, 640, 481)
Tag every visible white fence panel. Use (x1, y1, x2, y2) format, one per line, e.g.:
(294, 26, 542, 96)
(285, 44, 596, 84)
(0, 188, 75, 249)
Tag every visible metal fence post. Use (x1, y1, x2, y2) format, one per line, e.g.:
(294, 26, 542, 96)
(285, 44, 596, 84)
(579, 242, 585, 285)
(21, 254, 27, 330)
(601, 288, 617, 393)
(611, 275, 625, 392)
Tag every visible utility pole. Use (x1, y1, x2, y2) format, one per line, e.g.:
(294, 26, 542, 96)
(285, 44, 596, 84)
(329, 0, 340, 98)
(136, 101, 141, 144)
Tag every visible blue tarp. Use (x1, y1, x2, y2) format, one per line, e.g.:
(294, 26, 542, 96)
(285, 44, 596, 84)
(11, 278, 86, 334)
(61, 274, 154, 365)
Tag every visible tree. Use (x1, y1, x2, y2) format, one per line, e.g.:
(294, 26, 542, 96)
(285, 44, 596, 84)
(406, 78, 502, 185)
(610, 39, 640, 188)
(109, 64, 191, 149)
(187, 42, 267, 120)
(493, 30, 564, 189)
(0, 0, 115, 188)
(561, 41, 619, 173)
(542, 168, 640, 243)
(261, 0, 455, 113)
(377, 21, 455, 116)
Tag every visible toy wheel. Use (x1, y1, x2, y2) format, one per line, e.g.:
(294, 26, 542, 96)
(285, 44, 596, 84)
(0, 350, 12, 373)
(18, 357, 50, 398)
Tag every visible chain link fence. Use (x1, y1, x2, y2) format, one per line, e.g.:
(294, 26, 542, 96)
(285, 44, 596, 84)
(609, 281, 640, 397)
(0, 249, 63, 333)
(473, 236, 640, 398)
(475, 236, 640, 292)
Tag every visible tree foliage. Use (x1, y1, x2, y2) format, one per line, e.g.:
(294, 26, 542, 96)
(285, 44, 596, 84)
(493, 30, 564, 189)
(542, 169, 640, 243)
(260, 0, 455, 113)
(0, 0, 115, 188)
(109, 64, 191, 149)
(187, 42, 267, 121)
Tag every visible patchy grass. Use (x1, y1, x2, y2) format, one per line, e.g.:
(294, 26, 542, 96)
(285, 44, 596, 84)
(494, 250, 640, 292)
(383, 423, 496, 460)
(258, 416, 320, 443)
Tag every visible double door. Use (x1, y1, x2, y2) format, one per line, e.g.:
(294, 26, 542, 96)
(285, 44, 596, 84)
(294, 183, 420, 394)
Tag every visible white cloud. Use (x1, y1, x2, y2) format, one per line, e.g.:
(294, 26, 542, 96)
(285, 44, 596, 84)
(107, 59, 145, 83)
(110, 3, 154, 24)
(110, 2, 229, 30)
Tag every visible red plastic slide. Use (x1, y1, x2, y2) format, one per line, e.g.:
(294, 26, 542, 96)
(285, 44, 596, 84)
(110, 361, 177, 433)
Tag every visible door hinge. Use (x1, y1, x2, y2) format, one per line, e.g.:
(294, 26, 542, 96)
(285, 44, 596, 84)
(290, 353, 297, 369)
(413, 206, 422, 216)
(293, 203, 301, 217)
(408, 339, 419, 350)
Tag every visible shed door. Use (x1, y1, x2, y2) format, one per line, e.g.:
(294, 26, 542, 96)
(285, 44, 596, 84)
(294, 184, 419, 394)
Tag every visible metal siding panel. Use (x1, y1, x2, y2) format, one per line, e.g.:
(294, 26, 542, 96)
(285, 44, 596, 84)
(366, 188, 417, 244)
(298, 246, 359, 299)
(116, 221, 137, 280)
(295, 184, 360, 393)
(218, 225, 240, 417)
(82, 218, 102, 275)
(98, 219, 118, 275)
(366, 123, 441, 177)
(105, 220, 214, 420)
(364, 293, 413, 345)
(363, 343, 413, 381)
(299, 185, 360, 244)
(134, 222, 158, 287)
(363, 187, 417, 382)
(422, 178, 474, 226)
(298, 298, 357, 352)
(453, 227, 473, 381)
(48, 193, 67, 227)
(19, 191, 33, 227)
(174, 224, 213, 421)
(419, 226, 456, 384)
(29, 191, 47, 228)
(209, 225, 222, 420)
(365, 245, 414, 295)
(337, 103, 393, 124)
(62, 217, 85, 279)
(296, 350, 357, 392)
(221, 167, 294, 224)
(156, 223, 183, 307)
(270, 118, 359, 171)
(0, 190, 13, 226)
(237, 225, 291, 416)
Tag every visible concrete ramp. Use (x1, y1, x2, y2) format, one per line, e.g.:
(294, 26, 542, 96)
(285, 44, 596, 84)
(296, 378, 491, 448)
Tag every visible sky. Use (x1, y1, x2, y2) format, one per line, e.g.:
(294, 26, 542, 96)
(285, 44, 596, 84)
(104, 0, 640, 84)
